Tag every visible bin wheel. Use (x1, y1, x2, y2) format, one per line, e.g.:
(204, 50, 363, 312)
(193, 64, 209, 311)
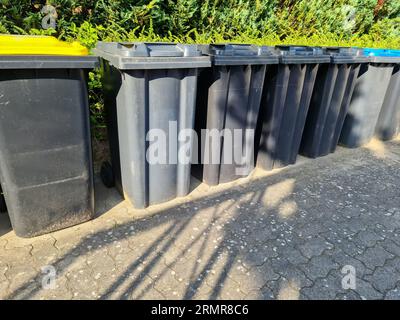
(100, 161, 115, 188)
(0, 194, 6, 213)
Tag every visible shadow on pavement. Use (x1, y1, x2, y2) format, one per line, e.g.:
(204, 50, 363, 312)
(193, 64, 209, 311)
(2, 136, 400, 300)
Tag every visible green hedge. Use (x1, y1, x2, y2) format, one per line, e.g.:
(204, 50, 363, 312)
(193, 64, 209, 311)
(2, 1, 399, 48)
(1, 0, 399, 138)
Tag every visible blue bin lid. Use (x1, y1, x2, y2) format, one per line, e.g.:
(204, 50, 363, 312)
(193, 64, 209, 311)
(363, 48, 400, 63)
(363, 48, 400, 57)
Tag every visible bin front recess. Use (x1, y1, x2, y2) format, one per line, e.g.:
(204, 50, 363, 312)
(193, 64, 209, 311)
(0, 183, 6, 213)
(256, 45, 330, 170)
(94, 42, 210, 209)
(375, 49, 400, 141)
(300, 47, 369, 158)
(340, 48, 400, 147)
(0, 35, 97, 237)
(195, 44, 279, 186)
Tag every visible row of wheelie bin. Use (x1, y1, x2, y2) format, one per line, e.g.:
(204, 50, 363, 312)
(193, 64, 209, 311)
(0, 35, 399, 237)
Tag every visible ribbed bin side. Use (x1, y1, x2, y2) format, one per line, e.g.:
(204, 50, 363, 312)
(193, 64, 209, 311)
(198, 64, 267, 186)
(110, 67, 198, 209)
(301, 63, 362, 158)
(375, 64, 400, 141)
(257, 63, 318, 170)
(0, 69, 94, 237)
(340, 63, 395, 148)
(255, 65, 289, 171)
(329, 64, 361, 153)
(102, 63, 123, 194)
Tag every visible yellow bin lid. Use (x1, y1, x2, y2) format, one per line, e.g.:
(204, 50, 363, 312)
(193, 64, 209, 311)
(0, 34, 88, 56)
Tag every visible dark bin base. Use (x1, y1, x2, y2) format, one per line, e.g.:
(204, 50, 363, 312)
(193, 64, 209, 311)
(195, 64, 267, 186)
(300, 63, 362, 158)
(0, 69, 94, 238)
(256, 63, 319, 170)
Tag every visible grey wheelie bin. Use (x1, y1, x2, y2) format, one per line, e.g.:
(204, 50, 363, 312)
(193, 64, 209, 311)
(375, 50, 400, 141)
(300, 47, 369, 158)
(194, 44, 279, 186)
(94, 42, 210, 208)
(340, 48, 400, 147)
(256, 45, 330, 170)
(0, 35, 97, 237)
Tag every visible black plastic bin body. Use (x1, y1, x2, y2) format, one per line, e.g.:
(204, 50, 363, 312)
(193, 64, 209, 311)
(194, 44, 279, 186)
(256, 46, 330, 170)
(375, 63, 400, 140)
(94, 42, 210, 208)
(0, 55, 97, 237)
(340, 51, 400, 147)
(300, 48, 369, 158)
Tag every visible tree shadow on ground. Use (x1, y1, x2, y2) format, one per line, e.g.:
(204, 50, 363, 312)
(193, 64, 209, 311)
(3, 168, 308, 299)
(2, 139, 400, 300)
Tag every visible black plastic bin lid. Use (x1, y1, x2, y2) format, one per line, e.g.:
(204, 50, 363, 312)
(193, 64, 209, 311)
(199, 44, 279, 66)
(93, 42, 211, 70)
(0, 55, 99, 69)
(275, 45, 331, 64)
(323, 47, 369, 64)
